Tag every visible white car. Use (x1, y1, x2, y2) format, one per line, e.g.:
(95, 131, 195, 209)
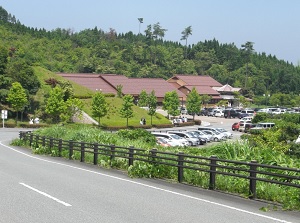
(167, 131, 200, 146)
(201, 130, 224, 141)
(240, 117, 253, 122)
(214, 110, 224, 117)
(192, 130, 214, 142)
(151, 132, 188, 147)
(215, 128, 233, 138)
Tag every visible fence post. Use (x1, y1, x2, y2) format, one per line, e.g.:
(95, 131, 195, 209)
(110, 144, 115, 166)
(209, 155, 218, 190)
(58, 139, 62, 157)
(42, 136, 46, 147)
(29, 133, 33, 147)
(80, 142, 85, 162)
(93, 143, 99, 165)
(150, 148, 157, 164)
(19, 131, 24, 140)
(35, 135, 39, 147)
(178, 152, 184, 183)
(249, 160, 258, 199)
(69, 141, 73, 160)
(128, 146, 134, 166)
(49, 137, 53, 149)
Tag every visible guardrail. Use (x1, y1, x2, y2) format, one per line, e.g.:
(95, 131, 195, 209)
(19, 131, 300, 199)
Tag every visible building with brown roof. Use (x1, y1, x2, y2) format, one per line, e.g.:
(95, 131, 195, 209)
(167, 75, 223, 104)
(58, 73, 239, 107)
(58, 73, 185, 104)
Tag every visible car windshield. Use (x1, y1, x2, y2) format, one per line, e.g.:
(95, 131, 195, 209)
(217, 128, 226, 132)
(196, 131, 204, 135)
(189, 131, 199, 136)
(186, 132, 196, 137)
(157, 138, 168, 143)
(170, 134, 181, 139)
(204, 131, 214, 135)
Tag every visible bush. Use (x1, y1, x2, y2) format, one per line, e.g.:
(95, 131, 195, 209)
(117, 129, 156, 144)
(288, 143, 300, 158)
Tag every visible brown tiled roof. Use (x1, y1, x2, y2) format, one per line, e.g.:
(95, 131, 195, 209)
(100, 75, 185, 97)
(182, 85, 220, 95)
(169, 75, 223, 87)
(58, 73, 185, 98)
(58, 73, 117, 93)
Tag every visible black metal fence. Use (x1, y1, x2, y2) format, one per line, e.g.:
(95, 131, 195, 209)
(19, 131, 300, 199)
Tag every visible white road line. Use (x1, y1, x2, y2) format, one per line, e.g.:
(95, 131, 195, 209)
(1, 142, 292, 223)
(19, 182, 72, 207)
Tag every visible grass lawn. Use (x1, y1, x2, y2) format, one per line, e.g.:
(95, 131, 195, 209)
(82, 98, 171, 127)
(33, 66, 171, 127)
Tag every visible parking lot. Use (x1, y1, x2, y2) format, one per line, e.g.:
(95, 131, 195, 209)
(153, 109, 244, 145)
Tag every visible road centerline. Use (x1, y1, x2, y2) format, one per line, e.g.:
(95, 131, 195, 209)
(19, 182, 72, 207)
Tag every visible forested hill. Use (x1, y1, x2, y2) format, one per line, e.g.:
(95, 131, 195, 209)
(0, 6, 300, 99)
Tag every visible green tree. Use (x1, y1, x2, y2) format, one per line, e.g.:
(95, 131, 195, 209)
(153, 22, 167, 40)
(92, 91, 108, 126)
(120, 94, 134, 127)
(58, 80, 74, 101)
(241, 41, 254, 89)
(162, 91, 180, 118)
(137, 90, 148, 107)
(45, 86, 65, 123)
(6, 59, 40, 94)
(116, 84, 123, 98)
(6, 82, 28, 123)
(181, 26, 192, 59)
(147, 90, 157, 125)
(61, 98, 83, 123)
(186, 87, 201, 120)
(0, 45, 8, 75)
(200, 94, 212, 108)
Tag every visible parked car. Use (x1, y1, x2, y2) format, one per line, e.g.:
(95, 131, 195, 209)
(214, 110, 224, 117)
(198, 127, 227, 139)
(207, 108, 215, 117)
(201, 130, 224, 141)
(250, 122, 275, 130)
(151, 132, 188, 146)
(232, 122, 240, 131)
(192, 130, 214, 142)
(167, 131, 200, 146)
(180, 106, 187, 115)
(240, 116, 253, 122)
(215, 128, 233, 138)
(156, 137, 172, 147)
(198, 108, 208, 116)
(186, 131, 207, 145)
(224, 109, 240, 118)
(239, 120, 252, 132)
(238, 109, 255, 119)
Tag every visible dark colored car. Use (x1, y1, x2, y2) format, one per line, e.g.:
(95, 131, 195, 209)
(238, 112, 250, 119)
(207, 108, 215, 117)
(232, 122, 240, 131)
(198, 108, 208, 116)
(224, 109, 240, 118)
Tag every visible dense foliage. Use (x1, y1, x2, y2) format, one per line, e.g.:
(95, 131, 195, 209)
(1, 6, 300, 105)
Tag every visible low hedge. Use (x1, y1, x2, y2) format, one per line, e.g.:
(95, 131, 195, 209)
(19, 123, 49, 128)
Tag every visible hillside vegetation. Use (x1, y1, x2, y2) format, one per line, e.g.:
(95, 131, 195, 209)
(1, 6, 300, 100)
(1, 6, 300, 123)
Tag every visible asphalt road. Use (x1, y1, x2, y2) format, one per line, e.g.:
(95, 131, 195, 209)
(1, 128, 300, 223)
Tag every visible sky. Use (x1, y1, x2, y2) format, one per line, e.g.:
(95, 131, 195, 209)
(0, 0, 299, 65)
